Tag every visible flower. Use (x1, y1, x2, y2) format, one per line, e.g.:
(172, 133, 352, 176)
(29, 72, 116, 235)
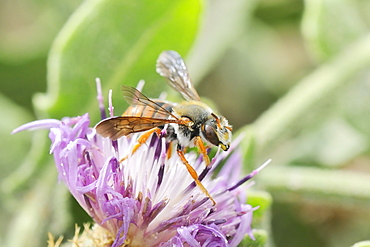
(13, 81, 269, 247)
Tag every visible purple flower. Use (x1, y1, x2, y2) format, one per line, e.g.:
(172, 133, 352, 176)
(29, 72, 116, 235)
(13, 82, 269, 247)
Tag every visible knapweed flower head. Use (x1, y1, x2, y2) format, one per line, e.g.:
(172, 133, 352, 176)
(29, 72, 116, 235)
(13, 82, 269, 247)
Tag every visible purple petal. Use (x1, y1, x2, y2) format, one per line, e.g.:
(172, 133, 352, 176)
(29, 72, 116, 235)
(12, 119, 61, 134)
(177, 226, 201, 247)
(95, 78, 106, 120)
(159, 236, 184, 247)
(229, 206, 255, 247)
(177, 224, 228, 247)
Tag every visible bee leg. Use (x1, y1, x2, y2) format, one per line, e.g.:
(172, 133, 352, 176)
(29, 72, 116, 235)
(176, 145, 216, 205)
(120, 128, 161, 163)
(194, 136, 211, 167)
(166, 143, 172, 159)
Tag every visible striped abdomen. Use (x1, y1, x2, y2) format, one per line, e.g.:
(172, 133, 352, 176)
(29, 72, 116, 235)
(123, 100, 174, 119)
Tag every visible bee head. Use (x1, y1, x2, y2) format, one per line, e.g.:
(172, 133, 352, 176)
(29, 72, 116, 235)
(201, 113, 232, 151)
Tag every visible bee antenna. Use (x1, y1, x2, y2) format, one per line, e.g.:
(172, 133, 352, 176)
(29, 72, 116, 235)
(211, 113, 222, 129)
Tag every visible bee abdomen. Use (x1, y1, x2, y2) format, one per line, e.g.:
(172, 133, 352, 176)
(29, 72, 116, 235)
(123, 100, 173, 119)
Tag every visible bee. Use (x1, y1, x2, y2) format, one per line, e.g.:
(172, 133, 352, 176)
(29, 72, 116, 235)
(95, 50, 232, 205)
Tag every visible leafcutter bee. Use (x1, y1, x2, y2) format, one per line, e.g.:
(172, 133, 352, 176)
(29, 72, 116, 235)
(96, 50, 232, 205)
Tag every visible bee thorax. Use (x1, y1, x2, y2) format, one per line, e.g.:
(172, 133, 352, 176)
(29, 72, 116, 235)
(168, 123, 195, 147)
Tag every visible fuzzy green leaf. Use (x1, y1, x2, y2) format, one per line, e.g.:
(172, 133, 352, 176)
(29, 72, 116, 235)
(247, 190, 272, 228)
(0, 93, 32, 182)
(239, 229, 268, 247)
(352, 241, 370, 247)
(35, 0, 202, 122)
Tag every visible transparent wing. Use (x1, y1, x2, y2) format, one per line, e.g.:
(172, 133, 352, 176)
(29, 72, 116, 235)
(95, 116, 177, 140)
(156, 50, 200, 101)
(121, 85, 178, 120)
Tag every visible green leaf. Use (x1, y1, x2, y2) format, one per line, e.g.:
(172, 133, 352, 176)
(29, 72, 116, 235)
(35, 0, 202, 122)
(239, 229, 268, 247)
(3, 164, 61, 247)
(302, 0, 368, 61)
(247, 190, 272, 228)
(0, 0, 80, 64)
(187, 0, 257, 83)
(0, 93, 34, 244)
(352, 241, 370, 247)
(0, 93, 32, 182)
(1, 94, 64, 246)
(236, 126, 256, 171)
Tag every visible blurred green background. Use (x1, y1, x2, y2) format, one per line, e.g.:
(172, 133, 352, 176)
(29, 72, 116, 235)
(1, 0, 370, 246)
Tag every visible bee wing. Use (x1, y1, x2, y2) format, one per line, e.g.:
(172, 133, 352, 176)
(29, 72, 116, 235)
(96, 116, 177, 140)
(156, 50, 200, 101)
(122, 85, 178, 120)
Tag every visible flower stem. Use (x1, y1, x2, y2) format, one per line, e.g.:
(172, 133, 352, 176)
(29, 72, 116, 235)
(258, 166, 370, 209)
(241, 33, 370, 153)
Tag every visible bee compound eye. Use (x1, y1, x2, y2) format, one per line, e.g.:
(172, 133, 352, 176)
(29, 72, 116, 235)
(202, 124, 220, 147)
